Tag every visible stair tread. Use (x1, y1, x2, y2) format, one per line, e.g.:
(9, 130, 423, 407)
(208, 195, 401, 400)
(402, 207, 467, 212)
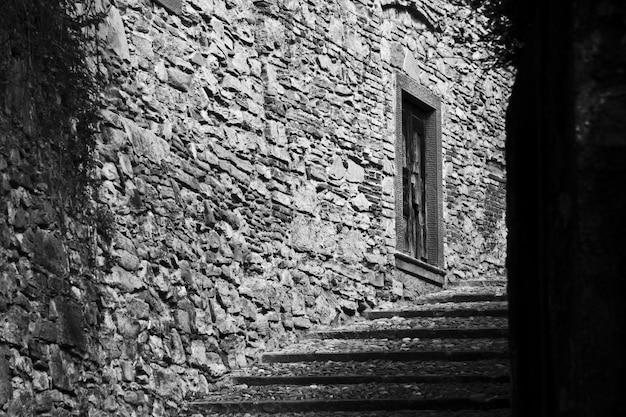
(263, 338, 508, 356)
(372, 300, 508, 311)
(447, 279, 507, 289)
(377, 290, 506, 308)
(234, 359, 510, 379)
(191, 410, 510, 417)
(308, 327, 507, 340)
(190, 381, 509, 404)
(314, 316, 508, 334)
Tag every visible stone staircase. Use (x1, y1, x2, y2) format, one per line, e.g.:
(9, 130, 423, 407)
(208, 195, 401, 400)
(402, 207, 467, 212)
(184, 289, 510, 417)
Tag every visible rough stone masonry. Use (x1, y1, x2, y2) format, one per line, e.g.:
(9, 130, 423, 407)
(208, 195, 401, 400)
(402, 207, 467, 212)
(0, 0, 512, 415)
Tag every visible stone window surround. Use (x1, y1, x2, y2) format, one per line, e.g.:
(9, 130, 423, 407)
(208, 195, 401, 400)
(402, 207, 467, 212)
(394, 71, 446, 286)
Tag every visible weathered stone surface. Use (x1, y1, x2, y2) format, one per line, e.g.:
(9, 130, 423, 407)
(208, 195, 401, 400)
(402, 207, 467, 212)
(0, 353, 12, 407)
(167, 329, 186, 365)
(49, 346, 75, 391)
(328, 157, 347, 180)
(104, 6, 130, 61)
(33, 230, 67, 274)
(293, 316, 312, 329)
(351, 193, 372, 211)
(167, 68, 193, 92)
(152, 0, 182, 15)
(121, 118, 170, 163)
(0, 0, 511, 413)
(105, 266, 145, 291)
(57, 299, 86, 351)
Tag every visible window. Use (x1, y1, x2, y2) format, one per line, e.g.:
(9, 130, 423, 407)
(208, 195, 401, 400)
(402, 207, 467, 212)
(394, 72, 445, 285)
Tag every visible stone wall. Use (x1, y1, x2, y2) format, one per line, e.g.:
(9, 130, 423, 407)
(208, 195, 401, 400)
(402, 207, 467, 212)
(0, 0, 512, 414)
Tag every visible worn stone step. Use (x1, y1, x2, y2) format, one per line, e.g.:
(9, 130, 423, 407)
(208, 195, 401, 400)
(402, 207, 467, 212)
(186, 382, 509, 414)
(376, 290, 507, 308)
(263, 337, 507, 358)
(261, 336, 508, 363)
(235, 359, 510, 380)
(446, 279, 508, 289)
(232, 373, 510, 386)
(317, 316, 508, 333)
(186, 398, 510, 414)
(262, 350, 509, 363)
(363, 301, 508, 320)
(419, 292, 507, 305)
(307, 327, 508, 340)
(189, 410, 510, 417)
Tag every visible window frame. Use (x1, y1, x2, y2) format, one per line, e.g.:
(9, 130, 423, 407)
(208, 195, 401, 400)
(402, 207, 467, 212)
(394, 72, 445, 285)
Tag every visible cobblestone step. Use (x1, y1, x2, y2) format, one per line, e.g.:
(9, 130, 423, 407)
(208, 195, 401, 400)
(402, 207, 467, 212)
(234, 359, 509, 379)
(307, 327, 507, 340)
(376, 291, 507, 308)
(316, 316, 508, 333)
(261, 349, 509, 364)
(261, 337, 508, 363)
(191, 411, 510, 417)
(263, 337, 507, 357)
(232, 374, 510, 386)
(363, 301, 508, 320)
(186, 382, 509, 414)
(446, 280, 508, 290)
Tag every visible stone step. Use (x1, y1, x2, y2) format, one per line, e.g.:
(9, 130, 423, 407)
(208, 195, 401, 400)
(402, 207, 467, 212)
(261, 349, 509, 363)
(261, 337, 507, 363)
(419, 292, 507, 304)
(232, 374, 509, 386)
(264, 337, 507, 355)
(188, 411, 511, 417)
(377, 291, 507, 308)
(446, 279, 508, 289)
(235, 359, 510, 380)
(307, 327, 508, 340)
(363, 301, 508, 320)
(316, 316, 508, 333)
(186, 382, 509, 414)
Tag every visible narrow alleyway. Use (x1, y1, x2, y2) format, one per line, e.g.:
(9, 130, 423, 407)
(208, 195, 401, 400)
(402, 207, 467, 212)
(183, 287, 509, 417)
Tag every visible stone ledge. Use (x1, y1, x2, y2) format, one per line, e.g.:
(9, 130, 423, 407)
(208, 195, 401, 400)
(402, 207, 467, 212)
(395, 252, 445, 287)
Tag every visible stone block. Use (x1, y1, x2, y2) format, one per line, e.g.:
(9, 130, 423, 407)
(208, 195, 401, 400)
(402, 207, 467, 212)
(166, 329, 186, 365)
(120, 360, 135, 382)
(104, 6, 130, 61)
(105, 266, 145, 292)
(291, 292, 306, 316)
(57, 299, 86, 351)
(121, 118, 171, 163)
(345, 160, 365, 183)
(32, 370, 49, 392)
(0, 354, 12, 407)
(390, 42, 405, 67)
(328, 157, 347, 180)
(293, 316, 311, 329)
(49, 346, 75, 391)
(153, 0, 182, 15)
(167, 68, 193, 91)
(33, 230, 67, 274)
(175, 309, 191, 333)
(1, 307, 29, 347)
(351, 193, 372, 211)
(205, 351, 227, 377)
(128, 298, 150, 320)
(116, 249, 140, 271)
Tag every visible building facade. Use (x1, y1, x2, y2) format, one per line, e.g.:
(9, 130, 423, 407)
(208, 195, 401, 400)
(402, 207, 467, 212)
(0, 0, 511, 414)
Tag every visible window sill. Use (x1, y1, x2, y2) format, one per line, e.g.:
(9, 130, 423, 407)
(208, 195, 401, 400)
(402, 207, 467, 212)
(395, 252, 446, 287)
